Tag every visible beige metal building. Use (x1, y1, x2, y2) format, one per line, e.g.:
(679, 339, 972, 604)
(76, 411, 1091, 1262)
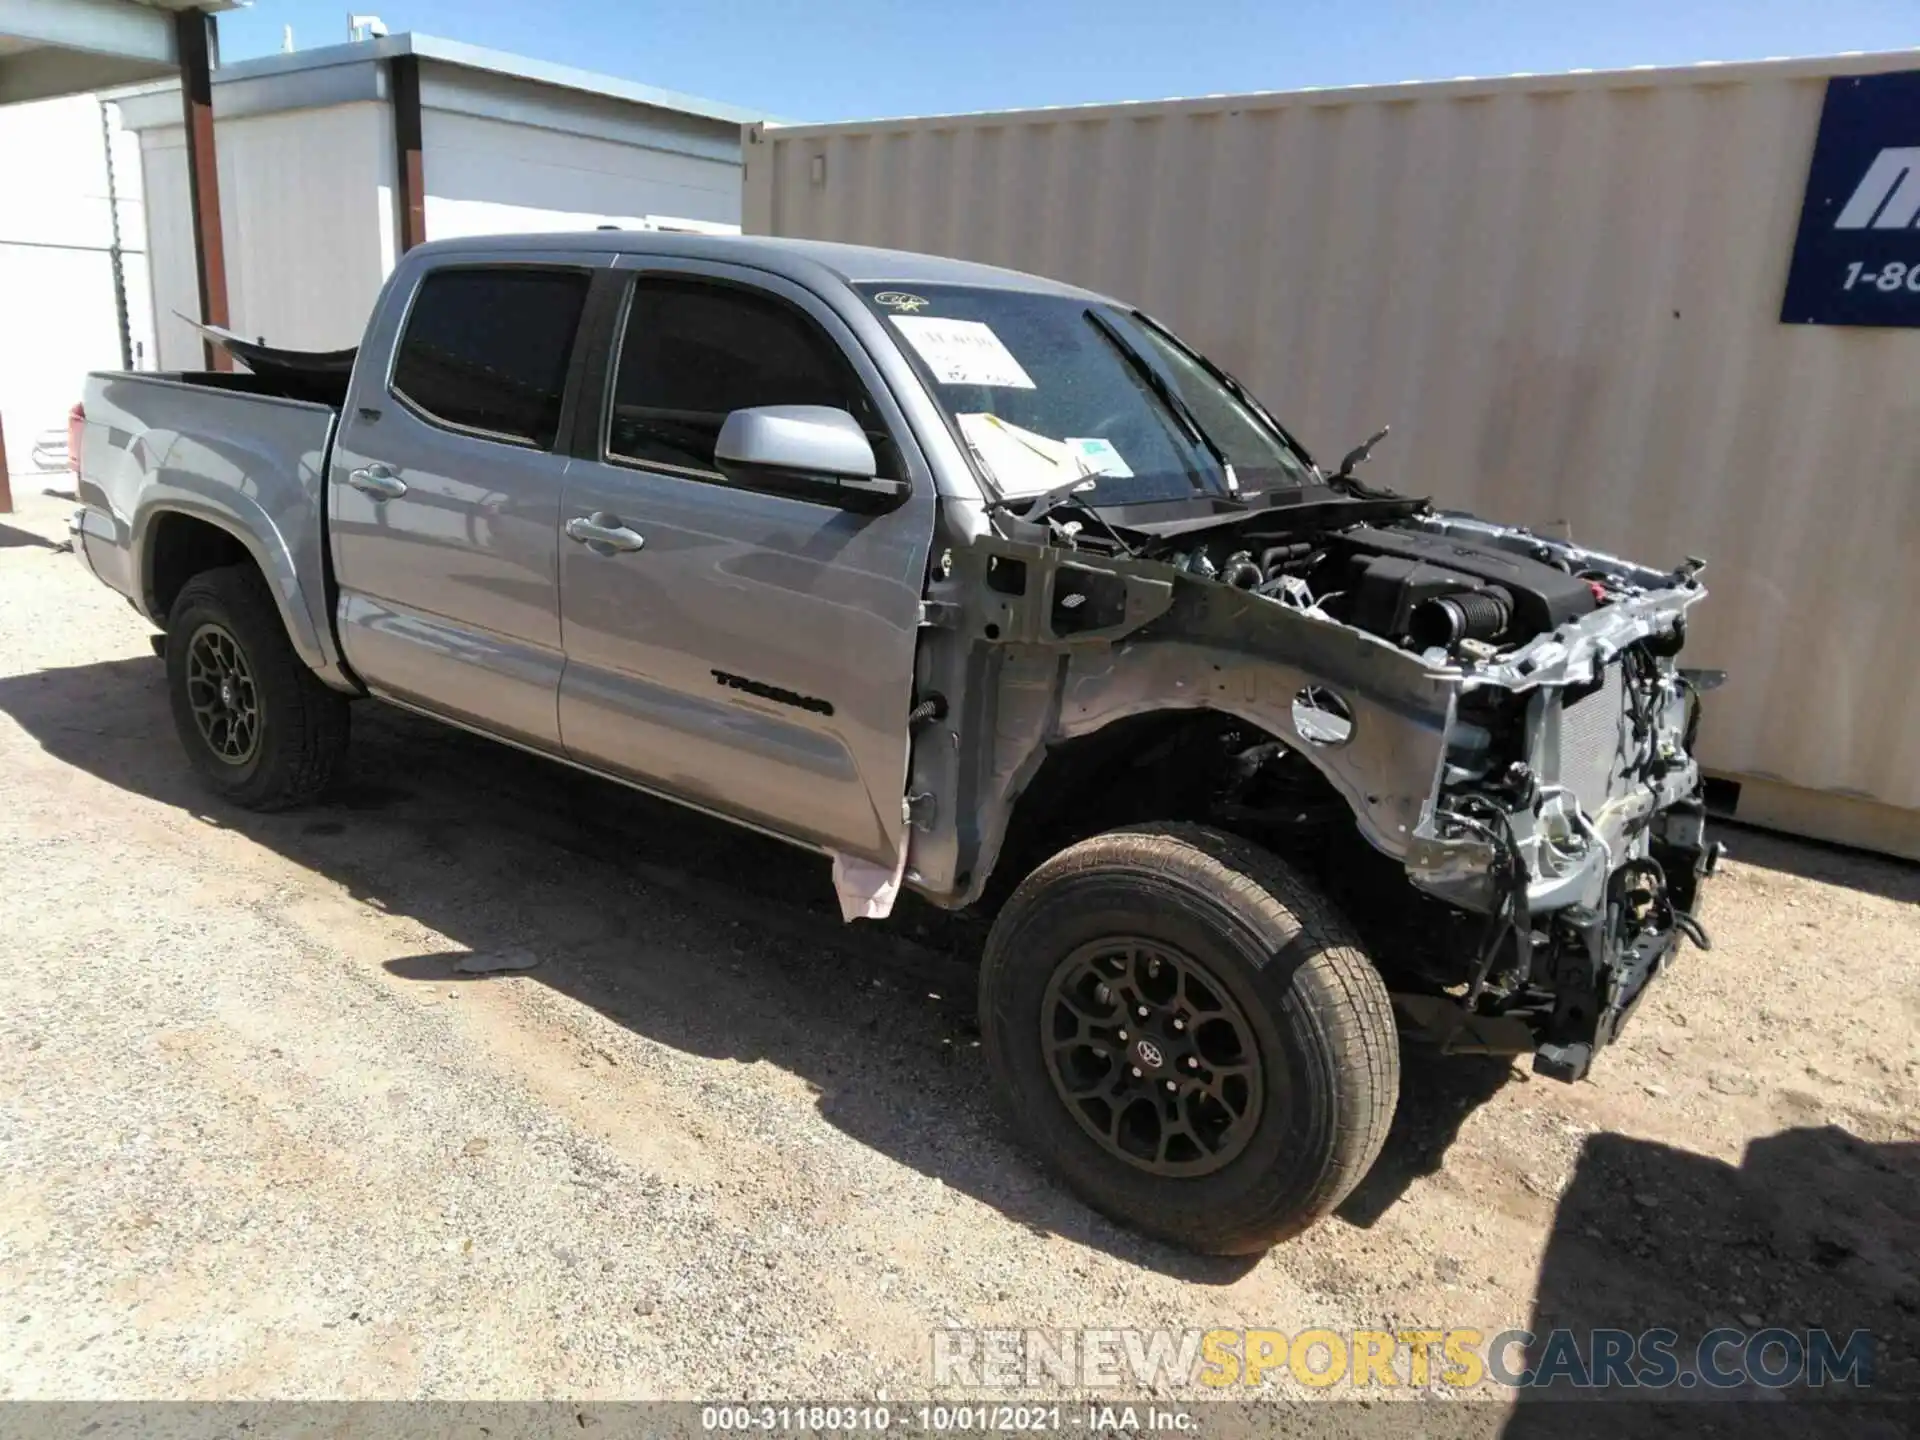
(745, 51, 1920, 859)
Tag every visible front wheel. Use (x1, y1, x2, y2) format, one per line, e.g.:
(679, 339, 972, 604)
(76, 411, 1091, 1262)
(979, 823, 1398, 1254)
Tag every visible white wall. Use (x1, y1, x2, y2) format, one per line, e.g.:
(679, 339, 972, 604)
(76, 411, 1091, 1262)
(131, 74, 745, 371)
(421, 106, 741, 240)
(0, 93, 151, 475)
(137, 100, 391, 368)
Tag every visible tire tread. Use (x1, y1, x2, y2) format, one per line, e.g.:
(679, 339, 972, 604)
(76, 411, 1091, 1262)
(981, 822, 1399, 1252)
(166, 565, 348, 810)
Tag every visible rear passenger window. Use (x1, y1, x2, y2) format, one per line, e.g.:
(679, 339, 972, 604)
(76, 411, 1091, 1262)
(607, 278, 899, 479)
(391, 267, 589, 448)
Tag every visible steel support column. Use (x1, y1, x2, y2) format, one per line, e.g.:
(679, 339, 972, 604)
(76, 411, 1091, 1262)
(175, 9, 230, 371)
(390, 54, 426, 253)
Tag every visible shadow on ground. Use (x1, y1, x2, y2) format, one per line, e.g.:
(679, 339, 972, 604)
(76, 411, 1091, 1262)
(5, 654, 1298, 1280)
(1500, 1125, 1919, 1438)
(11, 650, 1919, 1417)
(1338, 1049, 1512, 1227)
(1712, 819, 1920, 908)
(0, 521, 60, 551)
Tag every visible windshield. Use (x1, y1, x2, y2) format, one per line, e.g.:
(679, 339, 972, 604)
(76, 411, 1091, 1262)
(857, 283, 1314, 507)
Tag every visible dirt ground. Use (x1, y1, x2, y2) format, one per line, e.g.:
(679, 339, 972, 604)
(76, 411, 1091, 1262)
(0, 484, 1914, 1411)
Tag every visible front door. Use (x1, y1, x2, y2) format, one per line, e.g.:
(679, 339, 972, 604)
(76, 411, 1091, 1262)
(556, 261, 936, 865)
(330, 259, 593, 749)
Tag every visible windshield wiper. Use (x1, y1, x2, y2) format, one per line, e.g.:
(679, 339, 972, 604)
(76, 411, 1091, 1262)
(1128, 311, 1319, 477)
(983, 473, 1097, 520)
(984, 474, 1138, 556)
(1084, 309, 1241, 498)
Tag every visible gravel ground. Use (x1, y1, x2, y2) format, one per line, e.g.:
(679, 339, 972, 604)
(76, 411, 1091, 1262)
(0, 484, 1914, 1405)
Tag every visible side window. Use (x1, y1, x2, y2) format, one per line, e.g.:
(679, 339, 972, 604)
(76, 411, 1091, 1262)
(607, 278, 899, 479)
(391, 267, 590, 449)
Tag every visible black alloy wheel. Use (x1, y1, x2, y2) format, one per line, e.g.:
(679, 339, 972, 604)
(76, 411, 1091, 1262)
(184, 621, 261, 765)
(1041, 938, 1263, 1176)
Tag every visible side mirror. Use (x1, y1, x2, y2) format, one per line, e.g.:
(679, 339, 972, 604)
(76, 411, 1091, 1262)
(714, 405, 907, 512)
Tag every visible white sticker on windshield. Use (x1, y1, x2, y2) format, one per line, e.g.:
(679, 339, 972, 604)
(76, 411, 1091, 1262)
(1064, 437, 1134, 479)
(890, 317, 1035, 389)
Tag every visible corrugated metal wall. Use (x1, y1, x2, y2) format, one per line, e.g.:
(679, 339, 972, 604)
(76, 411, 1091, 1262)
(745, 54, 1920, 855)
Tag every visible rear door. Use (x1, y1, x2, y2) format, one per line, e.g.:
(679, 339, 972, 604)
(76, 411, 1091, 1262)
(555, 259, 937, 864)
(329, 258, 594, 748)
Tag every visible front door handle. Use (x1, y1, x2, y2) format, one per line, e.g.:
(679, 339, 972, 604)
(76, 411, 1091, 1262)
(565, 512, 646, 553)
(347, 462, 407, 500)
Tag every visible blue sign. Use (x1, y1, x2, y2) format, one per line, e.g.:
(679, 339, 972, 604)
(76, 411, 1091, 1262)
(1781, 70, 1920, 327)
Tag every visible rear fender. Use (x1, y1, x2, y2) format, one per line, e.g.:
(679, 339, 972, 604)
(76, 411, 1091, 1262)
(133, 450, 354, 693)
(82, 370, 355, 693)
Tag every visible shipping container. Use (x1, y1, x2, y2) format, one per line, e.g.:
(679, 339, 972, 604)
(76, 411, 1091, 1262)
(745, 52, 1920, 859)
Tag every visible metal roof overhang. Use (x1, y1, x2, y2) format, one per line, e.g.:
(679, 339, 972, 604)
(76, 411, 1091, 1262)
(0, 0, 237, 106)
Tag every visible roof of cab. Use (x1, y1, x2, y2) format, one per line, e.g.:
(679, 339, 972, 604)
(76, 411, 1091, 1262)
(402, 230, 1110, 301)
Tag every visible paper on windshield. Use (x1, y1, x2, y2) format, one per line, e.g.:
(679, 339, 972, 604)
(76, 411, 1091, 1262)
(891, 317, 1035, 389)
(957, 413, 1090, 497)
(1064, 437, 1134, 479)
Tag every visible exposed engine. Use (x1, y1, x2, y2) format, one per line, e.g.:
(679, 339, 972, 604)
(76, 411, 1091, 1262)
(1150, 514, 1631, 660)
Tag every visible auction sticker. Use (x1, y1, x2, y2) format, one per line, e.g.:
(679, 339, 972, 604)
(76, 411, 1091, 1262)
(1065, 436, 1133, 478)
(890, 317, 1035, 388)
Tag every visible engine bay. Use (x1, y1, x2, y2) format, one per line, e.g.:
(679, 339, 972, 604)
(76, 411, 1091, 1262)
(1084, 494, 1696, 669)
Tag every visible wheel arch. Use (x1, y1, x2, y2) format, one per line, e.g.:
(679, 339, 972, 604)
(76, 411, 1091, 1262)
(911, 610, 1457, 912)
(972, 704, 1355, 914)
(136, 501, 357, 694)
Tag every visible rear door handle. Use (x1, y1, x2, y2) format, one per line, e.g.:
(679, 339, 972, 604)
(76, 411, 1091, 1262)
(347, 463, 407, 500)
(565, 512, 645, 553)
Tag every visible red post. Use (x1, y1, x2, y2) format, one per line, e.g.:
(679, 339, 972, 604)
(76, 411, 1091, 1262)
(0, 410, 13, 514)
(176, 9, 231, 372)
(390, 54, 427, 254)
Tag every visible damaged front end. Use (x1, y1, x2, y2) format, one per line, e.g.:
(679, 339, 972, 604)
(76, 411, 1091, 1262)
(907, 494, 1719, 1083)
(1393, 515, 1720, 1080)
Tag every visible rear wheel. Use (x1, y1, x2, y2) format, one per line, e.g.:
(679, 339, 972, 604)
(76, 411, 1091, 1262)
(979, 823, 1398, 1253)
(165, 565, 348, 809)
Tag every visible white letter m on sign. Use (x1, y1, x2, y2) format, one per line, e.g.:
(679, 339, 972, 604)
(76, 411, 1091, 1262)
(1835, 147, 1920, 229)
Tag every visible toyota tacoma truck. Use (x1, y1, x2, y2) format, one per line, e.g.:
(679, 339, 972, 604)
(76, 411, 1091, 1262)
(70, 232, 1718, 1254)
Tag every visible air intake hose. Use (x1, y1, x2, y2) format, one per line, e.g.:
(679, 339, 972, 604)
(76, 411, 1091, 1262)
(1410, 586, 1514, 650)
(1220, 553, 1264, 589)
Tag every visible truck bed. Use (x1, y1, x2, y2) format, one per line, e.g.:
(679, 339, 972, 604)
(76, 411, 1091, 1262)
(72, 367, 343, 680)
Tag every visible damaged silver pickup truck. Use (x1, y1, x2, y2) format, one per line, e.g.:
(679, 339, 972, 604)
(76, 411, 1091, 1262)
(70, 232, 1718, 1253)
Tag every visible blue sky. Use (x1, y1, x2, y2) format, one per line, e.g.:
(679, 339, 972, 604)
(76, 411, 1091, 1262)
(219, 0, 1920, 122)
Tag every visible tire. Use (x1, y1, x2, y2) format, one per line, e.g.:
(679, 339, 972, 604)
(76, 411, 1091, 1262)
(164, 564, 348, 810)
(979, 822, 1398, 1254)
